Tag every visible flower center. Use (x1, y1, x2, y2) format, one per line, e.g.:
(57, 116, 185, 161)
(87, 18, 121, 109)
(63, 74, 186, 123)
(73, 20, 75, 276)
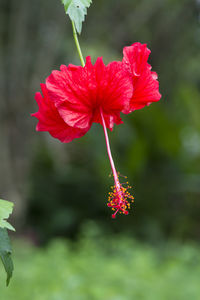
(108, 179, 134, 218)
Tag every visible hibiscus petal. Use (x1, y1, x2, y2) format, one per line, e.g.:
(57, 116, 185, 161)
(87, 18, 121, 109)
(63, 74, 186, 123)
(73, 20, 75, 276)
(90, 58, 133, 129)
(123, 43, 151, 77)
(32, 84, 90, 143)
(122, 43, 161, 112)
(130, 68, 161, 111)
(56, 101, 92, 129)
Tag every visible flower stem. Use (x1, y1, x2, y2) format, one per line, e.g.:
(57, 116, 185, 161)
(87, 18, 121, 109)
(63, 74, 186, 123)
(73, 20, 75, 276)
(100, 109, 120, 189)
(71, 21, 85, 67)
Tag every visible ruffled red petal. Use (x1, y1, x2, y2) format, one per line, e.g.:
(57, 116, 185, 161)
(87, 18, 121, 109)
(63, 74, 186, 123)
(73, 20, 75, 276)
(122, 43, 161, 112)
(123, 43, 151, 77)
(129, 68, 161, 111)
(32, 84, 90, 143)
(46, 57, 133, 130)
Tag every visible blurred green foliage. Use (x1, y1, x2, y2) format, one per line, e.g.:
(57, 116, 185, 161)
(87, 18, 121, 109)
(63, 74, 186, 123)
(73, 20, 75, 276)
(1, 0, 200, 242)
(1, 225, 200, 299)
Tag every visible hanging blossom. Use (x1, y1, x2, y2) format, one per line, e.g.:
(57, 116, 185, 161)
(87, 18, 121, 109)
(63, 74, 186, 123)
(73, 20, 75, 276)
(32, 43, 161, 218)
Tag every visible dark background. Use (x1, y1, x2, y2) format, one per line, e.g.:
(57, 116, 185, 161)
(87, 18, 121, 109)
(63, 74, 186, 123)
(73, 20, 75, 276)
(0, 0, 200, 244)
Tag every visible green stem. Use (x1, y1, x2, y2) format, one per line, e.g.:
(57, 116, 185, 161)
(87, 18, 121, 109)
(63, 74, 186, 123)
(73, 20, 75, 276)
(72, 21, 85, 67)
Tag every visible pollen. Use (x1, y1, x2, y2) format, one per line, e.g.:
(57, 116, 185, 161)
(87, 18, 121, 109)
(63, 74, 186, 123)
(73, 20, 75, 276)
(107, 180, 134, 218)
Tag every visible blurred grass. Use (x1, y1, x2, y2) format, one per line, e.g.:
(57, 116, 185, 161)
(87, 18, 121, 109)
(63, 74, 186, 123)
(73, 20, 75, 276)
(1, 224, 200, 300)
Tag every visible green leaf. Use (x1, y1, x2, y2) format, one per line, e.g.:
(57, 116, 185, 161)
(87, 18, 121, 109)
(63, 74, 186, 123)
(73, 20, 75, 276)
(0, 199, 15, 231)
(0, 228, 14, 286)
(61, 0, 92, 34)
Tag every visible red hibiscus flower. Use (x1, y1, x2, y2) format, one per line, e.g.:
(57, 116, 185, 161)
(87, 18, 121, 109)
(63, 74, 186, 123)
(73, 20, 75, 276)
(32, 43, 161, 218)
(45, 57, 133, 136)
